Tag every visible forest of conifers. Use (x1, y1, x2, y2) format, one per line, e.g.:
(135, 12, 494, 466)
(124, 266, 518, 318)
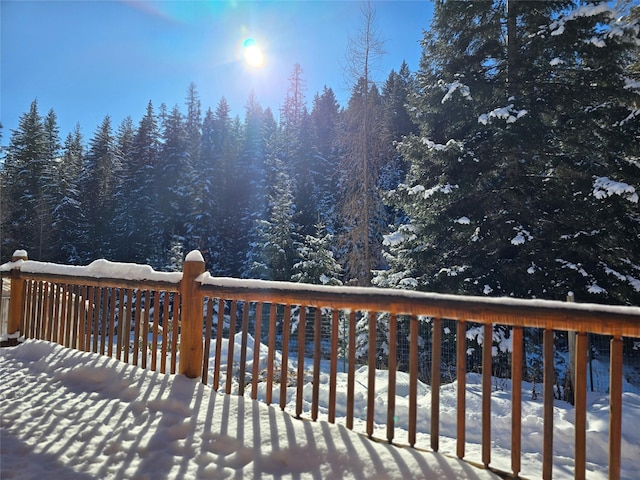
(2, 1, 639, 306)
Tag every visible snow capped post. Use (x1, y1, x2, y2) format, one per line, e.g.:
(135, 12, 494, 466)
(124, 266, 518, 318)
(179, 250, 206, 379)
(7, 250, 28, 343)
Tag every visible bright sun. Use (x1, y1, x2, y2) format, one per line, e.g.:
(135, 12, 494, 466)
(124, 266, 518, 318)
(243, 38, 264, 68)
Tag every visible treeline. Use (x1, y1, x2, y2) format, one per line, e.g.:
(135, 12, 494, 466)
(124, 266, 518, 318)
(1, 62, 417, 285)
(2, 0, 639, 310)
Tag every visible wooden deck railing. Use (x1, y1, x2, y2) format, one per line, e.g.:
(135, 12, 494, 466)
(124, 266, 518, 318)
(2, 250, 639, 479)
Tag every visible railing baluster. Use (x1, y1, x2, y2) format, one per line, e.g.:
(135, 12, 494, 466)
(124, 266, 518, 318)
(108, 288, 116, 358)
(251, 302, 263, 399)
(34, 281, 43, 339)
(41, 281, 50, 340)
(132, 289, 142, 365)
(266, 303, 276, 404)
(431, 317, 442, 452)
(387, 313, 397, 443)
(312, 307, 322, 421)
(116, 288, 125, 361)
(160, 292, 170, 373)
(456, 319, 466, 459)
(141, 290, 151, 368)
(100, 287, 108, 355)
(226, 299, 238, 395)
(85, 287, 100, 353)
(409, 315, 418, 447)
(151, 291, 160, 369)
(86, 286, 95, 353)
(329, 309, 339, 424)
(346, 310, 356, 430)
(61, 284, 71, 348)
(511, 326, 523, 477)
(170, 293, 180, 374)
(279, 304, 291, 409)
(542, 328, 554, 479)
(213, 298, 225, 390)
(367, 311, 377, 438)
(239, 301, 251, 396)
(122, 289, 131, 364)
(296, 307, 306, 418)
(482, 322, 492, 467)
(72, 286, 81, 350)
(574, 331, 588, 480)
(51, 283, 60, 343)
(92, 286, 101, 353)
(202, 298, 213, 384)
(609, 336, 623, 480)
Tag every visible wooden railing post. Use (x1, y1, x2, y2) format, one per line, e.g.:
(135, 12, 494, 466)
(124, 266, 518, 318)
(179, 250, 206, 378)
(8, 250, 28, 343)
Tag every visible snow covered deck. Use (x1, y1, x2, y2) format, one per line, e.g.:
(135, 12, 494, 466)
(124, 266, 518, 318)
(2, 251, 640, 479)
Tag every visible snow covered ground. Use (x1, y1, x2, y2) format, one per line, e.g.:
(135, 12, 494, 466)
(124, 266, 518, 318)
(2, 339, 640, 479)
(1, 340, 499, 480)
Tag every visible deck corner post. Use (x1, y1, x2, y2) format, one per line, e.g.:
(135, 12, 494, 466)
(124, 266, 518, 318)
(7, 249, 28, 341)
(178, 250, 206, 379)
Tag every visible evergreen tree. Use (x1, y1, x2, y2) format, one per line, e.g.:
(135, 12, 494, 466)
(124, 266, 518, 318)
(79, 115, 120, 261)
(52, 124, 84, 263)
(1, 99, 55, 260)
(247, 136, 300, 281)
(292, 222, 342, 285)
(375, 0, 640, 305)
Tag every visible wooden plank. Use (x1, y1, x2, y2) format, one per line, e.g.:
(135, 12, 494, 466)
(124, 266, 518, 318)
(266, 303, 276, 405)
(296, 307, 307, 418)
(41, 281, 50, 340)
(387, 313, 397, 443)
(482, 322, 492, 467)
(346, 310, 356, 430)
(511, 326, 523, 476)
(35, 282, 44, 340)
(367, 311, 377, 438)
(279, 305, 291, 410)
(202, 298, 214, 384)
(409, 315, 418, 447)
(86, 286, 95, 353)
(72, 286, 80, 350)
(542, 328, 554, 479)
(456, 320, 466, 459)
(225, 300, 238, 395)
(431, 317, 442, 452)
(312, 308, 322, 421)
(251, 303, 263, 400)
(239, 301, 250, 396)
(574, 331, 588, 480)
(329, 309, 339, 424)
(609, 336, 623, 480)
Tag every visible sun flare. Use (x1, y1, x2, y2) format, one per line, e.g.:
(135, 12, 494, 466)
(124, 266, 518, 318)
(243, 38, 264, 68)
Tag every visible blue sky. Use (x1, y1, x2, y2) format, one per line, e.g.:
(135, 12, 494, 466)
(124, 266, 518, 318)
(1, 1, 433, 141)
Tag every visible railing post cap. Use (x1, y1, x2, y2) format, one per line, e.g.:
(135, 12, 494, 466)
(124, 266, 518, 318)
(11, 249, 28, 262)
(184, 250, 204, 263)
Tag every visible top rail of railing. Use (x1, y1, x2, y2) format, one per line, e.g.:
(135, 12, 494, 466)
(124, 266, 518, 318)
(2, 256, 639, 338)
(199, 275, 640, 337)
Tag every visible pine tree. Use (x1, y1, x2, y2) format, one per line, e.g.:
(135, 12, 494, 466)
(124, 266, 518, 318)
(79, 115, 121, 261)
(52, 124, 84, 263)
(247, 136, 300, 281)
(1, 99, 54, 260)
(292, 222, 343, 285)
(376, 0, 640, 305)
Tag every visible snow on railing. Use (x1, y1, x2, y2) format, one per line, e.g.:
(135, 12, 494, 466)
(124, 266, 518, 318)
(2, 249, 640, 480)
